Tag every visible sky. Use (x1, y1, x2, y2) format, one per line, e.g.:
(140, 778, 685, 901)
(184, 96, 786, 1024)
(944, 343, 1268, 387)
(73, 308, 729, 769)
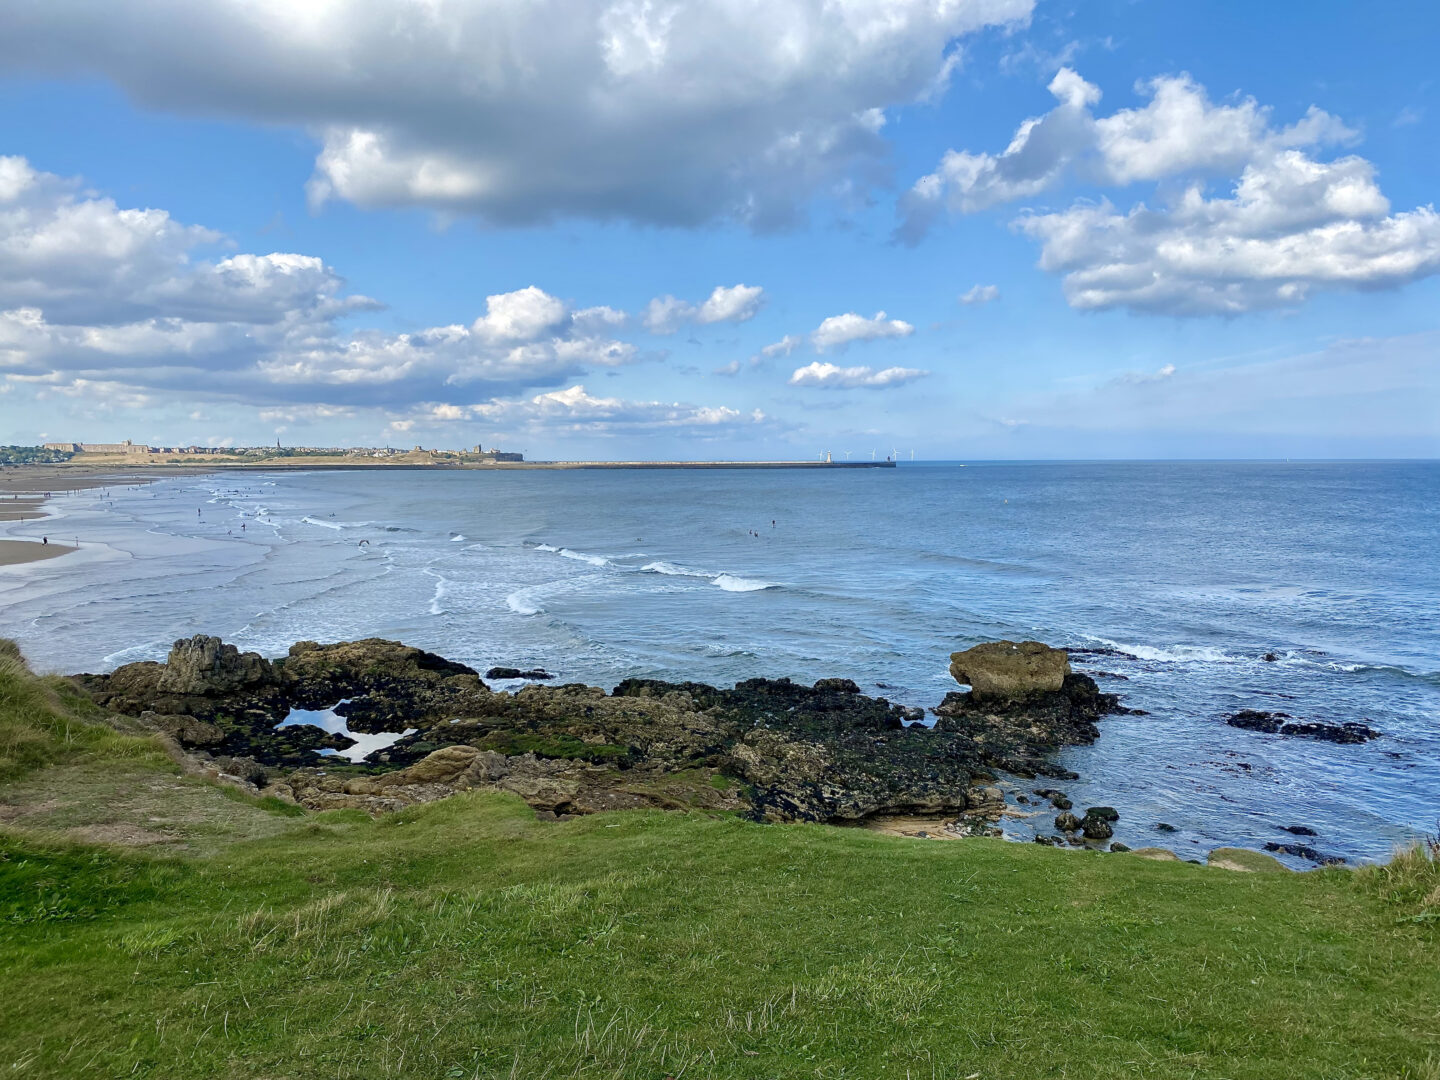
(0, 0, 1437, 460)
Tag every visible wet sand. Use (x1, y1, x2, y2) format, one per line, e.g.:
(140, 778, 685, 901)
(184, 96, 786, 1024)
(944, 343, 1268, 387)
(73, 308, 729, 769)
(0, 540, 70, 567)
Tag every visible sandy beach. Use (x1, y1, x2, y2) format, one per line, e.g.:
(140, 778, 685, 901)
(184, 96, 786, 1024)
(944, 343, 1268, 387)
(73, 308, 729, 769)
(0, 464, 201, 568)
(0, 539, 70, 567)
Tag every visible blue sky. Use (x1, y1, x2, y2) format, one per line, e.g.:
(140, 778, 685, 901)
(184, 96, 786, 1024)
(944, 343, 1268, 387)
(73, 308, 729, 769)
(1, 0, 1437, 459)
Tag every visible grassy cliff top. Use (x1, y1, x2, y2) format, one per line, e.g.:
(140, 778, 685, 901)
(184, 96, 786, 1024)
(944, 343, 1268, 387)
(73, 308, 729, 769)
(1, 644, 1437, 1079)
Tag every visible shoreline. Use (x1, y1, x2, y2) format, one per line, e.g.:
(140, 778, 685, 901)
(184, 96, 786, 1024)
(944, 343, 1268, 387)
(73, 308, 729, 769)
(0, 465, 182, 568)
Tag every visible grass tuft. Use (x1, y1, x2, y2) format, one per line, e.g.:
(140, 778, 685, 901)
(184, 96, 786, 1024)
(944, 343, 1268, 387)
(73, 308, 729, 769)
(0, 646, 162, 782)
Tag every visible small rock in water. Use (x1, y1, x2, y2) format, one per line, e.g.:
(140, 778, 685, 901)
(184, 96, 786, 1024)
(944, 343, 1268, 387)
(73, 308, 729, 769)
(1081, 814, 1114, 840)
(1155, 822, 1179, 833)
(1055, 812, 1082, 832)
(1281, 824, 1318, 836)
(1084, 806, 1119, 823)
(1225, 709, 1381, 743)
(1226, 709, 1291, 734)
(486, 667, 555, 681)
(1109, 842, 1131, 852)
(1262, 653, 1279, 662)
(1265, 841, 1345, 866)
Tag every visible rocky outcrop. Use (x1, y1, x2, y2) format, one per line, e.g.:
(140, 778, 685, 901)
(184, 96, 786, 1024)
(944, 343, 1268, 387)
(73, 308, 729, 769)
(1225, 710, 1380, 744)
(138, 711, 224, 747)
(932, 671, 1119, 777)
(949, 640, 1070, 699)
(76, 636, 1127, 824)
(155, 635, 275, 695)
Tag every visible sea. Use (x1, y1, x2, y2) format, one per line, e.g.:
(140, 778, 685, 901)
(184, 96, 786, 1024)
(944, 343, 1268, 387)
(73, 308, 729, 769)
(2, 461, 1436, 865)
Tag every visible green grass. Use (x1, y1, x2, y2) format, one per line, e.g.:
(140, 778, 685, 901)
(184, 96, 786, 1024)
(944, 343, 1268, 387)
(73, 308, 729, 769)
(0, 649, 163, 783)
(1, 645, 1438, 1079)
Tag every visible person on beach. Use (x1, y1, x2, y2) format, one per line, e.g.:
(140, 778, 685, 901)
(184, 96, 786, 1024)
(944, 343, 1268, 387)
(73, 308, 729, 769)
(41, 537, 46, 545)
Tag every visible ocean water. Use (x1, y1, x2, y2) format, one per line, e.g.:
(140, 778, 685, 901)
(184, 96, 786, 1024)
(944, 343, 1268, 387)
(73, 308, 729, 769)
(2, 462, 1436, 864)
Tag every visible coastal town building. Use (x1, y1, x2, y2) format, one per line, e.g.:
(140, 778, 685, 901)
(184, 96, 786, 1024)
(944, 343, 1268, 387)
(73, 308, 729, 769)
(38, 439, 523, 462)
(43, 440, 150, 455)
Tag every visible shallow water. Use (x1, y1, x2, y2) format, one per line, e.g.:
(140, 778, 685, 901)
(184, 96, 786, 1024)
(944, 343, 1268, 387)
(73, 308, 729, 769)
(277, 703, 416, 764)
(2, 462, 1436, 864)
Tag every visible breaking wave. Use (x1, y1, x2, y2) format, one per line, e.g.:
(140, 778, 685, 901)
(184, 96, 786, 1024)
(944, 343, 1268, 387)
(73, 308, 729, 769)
(712, 574, 778, 593)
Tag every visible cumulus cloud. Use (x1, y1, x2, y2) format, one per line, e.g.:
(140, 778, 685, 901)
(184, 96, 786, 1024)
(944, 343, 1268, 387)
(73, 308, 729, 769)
(811, 311, 915, 351)
(1016, 152, 1440, 315)
(899, 69, 1439, 314)
(789, 361, 928, 389)
(2, 0, 1032, 227)
(643, 284, 765, 333)
(464, 384, 769, 433)
(0, 157, 641, 406)
(899, 68, 1357, 238)
(959, 284, 1000, 305)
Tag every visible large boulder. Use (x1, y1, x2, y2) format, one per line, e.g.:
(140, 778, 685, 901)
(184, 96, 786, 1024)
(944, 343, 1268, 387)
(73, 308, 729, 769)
(156, 635, 275, 694)
(949, 641, 1069, 699)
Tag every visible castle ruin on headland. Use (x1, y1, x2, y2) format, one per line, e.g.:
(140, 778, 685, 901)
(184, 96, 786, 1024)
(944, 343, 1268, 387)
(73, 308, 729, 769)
(43, 440, 150, 455)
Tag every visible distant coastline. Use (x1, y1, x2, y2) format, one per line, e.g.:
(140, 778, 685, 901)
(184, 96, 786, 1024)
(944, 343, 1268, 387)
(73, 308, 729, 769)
(6, 456, 898, 472)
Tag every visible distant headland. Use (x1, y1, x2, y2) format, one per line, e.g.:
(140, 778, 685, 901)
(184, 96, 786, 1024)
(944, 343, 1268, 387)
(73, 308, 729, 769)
(7, 440, 897, 470)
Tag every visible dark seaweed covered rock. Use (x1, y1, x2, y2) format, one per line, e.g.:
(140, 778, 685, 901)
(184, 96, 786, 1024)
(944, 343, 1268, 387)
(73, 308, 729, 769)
(932, 672, 1118, 777)
(75, 637, 1128, 824)
(485, 667, 554, 681)
(1225, 709, 1380, 743)
(1265, 842, 1346, 866)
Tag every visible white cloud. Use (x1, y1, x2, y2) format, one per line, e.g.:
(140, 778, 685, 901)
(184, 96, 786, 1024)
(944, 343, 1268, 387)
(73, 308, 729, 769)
(471, 286, 569, 344)
(898, 68, 1356, 242)
(1016, 152, 1440, 315)
(759, 334, 804, 359)
(959, 284, 1000, 305)
(468, 384, 768, 433)
(643, 284, 765, 333)
(697, 284, 764, 324)
(789, 361, 928, 389)
(3, 0, 1031, 227)
(811, 311, 915, 351)
(0, 157, 641, 406)
(900, 69, 1439, 314)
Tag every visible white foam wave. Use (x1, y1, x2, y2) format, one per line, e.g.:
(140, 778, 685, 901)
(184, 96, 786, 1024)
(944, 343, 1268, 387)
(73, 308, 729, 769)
(428, 576, 449, 616)
(505, 589, 542, 616)
(558, 548, 608, 567)
(301, 516, 343, 530)
(450, 534, 466, 542)
(712, 574, 777, 593)
(641, 560, 778, 592)
(1088, 637, 1240, 664)
(641, 560, 709, 578)
(101, 641, 166, 668)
